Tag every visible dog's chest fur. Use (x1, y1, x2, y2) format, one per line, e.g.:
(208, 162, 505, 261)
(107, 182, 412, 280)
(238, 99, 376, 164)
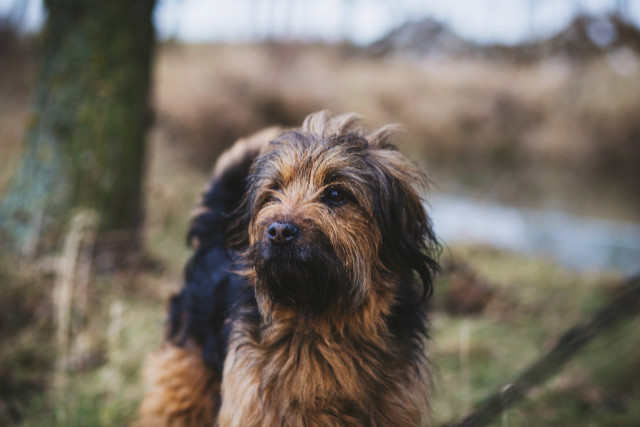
(218, 303, 430, 427)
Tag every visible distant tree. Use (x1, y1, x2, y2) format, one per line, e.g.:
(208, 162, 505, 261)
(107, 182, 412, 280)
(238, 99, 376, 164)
(0, 0, 156, 257)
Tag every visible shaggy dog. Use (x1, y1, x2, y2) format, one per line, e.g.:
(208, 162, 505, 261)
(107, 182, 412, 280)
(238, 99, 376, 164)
(138, 111, 440, 426)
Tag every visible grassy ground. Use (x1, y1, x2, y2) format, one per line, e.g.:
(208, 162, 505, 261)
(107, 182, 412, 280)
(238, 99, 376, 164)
(1, 42, 639, 425)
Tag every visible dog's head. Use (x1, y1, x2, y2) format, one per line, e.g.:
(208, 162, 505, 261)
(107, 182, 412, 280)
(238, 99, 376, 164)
(231, 112, 439, 319)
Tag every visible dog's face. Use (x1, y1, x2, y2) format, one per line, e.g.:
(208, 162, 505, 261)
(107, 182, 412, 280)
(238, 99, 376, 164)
(235, 125, 438, 319)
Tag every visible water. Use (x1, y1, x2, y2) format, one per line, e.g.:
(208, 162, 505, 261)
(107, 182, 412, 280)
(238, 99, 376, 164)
(429, 194, 640, 275)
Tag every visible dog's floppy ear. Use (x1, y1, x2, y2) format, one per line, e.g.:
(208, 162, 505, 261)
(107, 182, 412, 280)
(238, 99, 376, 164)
(368, 148, 440, 299)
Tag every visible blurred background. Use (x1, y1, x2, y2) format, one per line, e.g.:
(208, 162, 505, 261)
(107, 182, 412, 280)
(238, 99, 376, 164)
(1, 0, 639, 425)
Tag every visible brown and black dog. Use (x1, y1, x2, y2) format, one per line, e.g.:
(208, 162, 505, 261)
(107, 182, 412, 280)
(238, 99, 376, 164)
(138, 111, 439, 426)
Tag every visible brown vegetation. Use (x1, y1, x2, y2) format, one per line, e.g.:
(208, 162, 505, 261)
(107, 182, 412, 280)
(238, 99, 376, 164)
(154, 42, 640, 177)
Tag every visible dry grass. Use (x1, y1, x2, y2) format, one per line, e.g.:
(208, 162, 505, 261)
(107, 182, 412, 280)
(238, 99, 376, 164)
(153, 43, 640, 174)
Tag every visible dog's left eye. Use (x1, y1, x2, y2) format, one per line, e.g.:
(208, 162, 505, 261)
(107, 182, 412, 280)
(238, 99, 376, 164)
(322, 186, 349, 206)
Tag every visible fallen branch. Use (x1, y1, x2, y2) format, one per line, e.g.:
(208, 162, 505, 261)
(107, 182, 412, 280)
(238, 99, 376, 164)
(444, 274, 640, 427)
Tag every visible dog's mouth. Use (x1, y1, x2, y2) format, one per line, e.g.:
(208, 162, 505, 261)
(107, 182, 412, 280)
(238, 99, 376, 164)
(251, 226, 350, 317)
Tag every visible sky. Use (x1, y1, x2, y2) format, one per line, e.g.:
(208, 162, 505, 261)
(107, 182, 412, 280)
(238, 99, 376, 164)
(2, 0, 640, 45)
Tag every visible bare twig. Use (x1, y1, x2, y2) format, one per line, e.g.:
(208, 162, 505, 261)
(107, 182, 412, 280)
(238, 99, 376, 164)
(444, 274, 640, 427)
(74, 216, 97, 331)
(53, 210, 98, 388)
(107, 300, 124, 363)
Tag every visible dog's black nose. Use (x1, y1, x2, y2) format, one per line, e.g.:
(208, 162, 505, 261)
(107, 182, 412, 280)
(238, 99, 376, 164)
(267, 221, 298, 244)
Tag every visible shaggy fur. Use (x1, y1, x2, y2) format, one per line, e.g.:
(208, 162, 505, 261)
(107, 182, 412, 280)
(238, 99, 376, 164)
(138, 111, 440, 426)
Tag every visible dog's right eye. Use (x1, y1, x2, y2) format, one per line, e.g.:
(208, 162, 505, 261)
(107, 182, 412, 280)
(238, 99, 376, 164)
(266, 183, 283, 202)
(322, 186, 350, 207)
(269, 183, 281, 193)
(264, 179, 286, 203)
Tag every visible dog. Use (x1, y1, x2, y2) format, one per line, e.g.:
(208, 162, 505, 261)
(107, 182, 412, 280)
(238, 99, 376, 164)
(138, 111, 440, 426)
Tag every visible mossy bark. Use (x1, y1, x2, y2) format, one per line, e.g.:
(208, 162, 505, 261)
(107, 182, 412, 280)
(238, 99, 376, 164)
(0, 0, 156, 255)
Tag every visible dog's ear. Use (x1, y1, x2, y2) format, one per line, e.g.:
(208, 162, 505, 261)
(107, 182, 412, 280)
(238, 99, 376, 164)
(368, 149, 440, 299)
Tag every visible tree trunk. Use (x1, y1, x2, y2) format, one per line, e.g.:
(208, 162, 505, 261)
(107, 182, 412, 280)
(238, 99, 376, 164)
(0, 0, 156, 256)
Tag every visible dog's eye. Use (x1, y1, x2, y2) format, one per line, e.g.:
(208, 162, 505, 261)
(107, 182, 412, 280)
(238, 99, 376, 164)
(269, 182, 282, 193)
(322, 186, 349, 207)
(265, 183, 282, 203)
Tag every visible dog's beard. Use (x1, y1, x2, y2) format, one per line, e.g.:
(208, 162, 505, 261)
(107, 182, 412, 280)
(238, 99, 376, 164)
(251, 232, 351, 318)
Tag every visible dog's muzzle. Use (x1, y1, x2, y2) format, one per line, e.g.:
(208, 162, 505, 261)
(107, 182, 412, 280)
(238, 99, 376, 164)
(252, 220, 350, 317)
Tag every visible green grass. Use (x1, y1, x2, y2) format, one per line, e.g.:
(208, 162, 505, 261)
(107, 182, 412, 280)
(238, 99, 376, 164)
(41, 301, 164, 427)
(1, 272, 166, 427)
